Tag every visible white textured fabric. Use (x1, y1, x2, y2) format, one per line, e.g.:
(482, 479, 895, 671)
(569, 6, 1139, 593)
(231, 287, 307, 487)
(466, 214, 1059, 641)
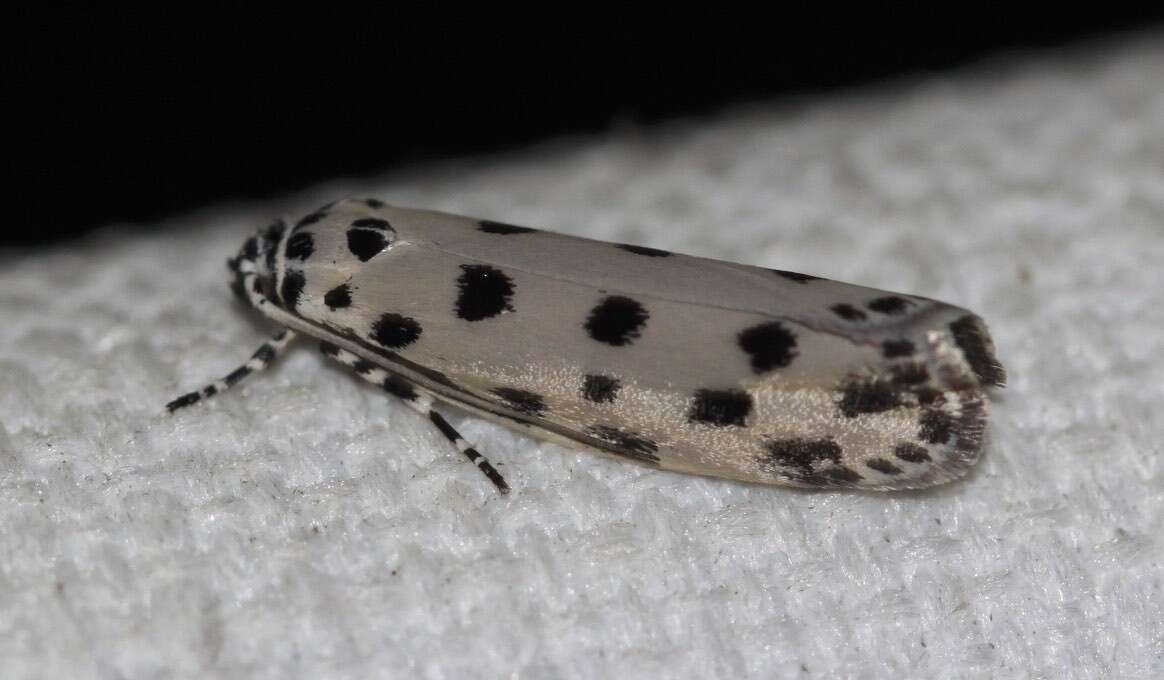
(2, 37, 1162, 679)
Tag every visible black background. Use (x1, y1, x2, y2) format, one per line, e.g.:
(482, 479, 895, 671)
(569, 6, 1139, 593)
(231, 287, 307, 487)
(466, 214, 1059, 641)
(12, 10, 1163, 246)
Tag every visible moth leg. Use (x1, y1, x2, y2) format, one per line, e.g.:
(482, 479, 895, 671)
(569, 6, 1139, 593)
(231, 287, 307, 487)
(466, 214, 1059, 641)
(319, 341, 510, 495)
(417, 398, 511, 495)
(165, 329, 297, 413)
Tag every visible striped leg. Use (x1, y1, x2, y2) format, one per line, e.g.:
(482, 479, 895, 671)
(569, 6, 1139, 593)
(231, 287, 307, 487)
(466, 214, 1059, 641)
(319, 341, 510, 494)
(165, 329, 297, 413)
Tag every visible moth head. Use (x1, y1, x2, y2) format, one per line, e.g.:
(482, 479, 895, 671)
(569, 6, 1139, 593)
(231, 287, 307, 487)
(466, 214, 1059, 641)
(228, 218, 287, 306)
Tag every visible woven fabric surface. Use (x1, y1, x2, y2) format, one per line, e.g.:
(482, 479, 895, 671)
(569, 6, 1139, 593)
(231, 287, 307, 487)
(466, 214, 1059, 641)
(1, 36, 1161, 679)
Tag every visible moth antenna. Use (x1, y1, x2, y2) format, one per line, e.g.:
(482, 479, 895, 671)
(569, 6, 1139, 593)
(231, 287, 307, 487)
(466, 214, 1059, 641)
(319, 341, 510, 494)
(165, 329, 297, 413)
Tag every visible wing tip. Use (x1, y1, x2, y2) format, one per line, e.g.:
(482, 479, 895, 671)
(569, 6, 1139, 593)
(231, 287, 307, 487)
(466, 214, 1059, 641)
(949, 314, 1007, 388)
(867, 385, 989, 491)
(858, 311, 1001, 490)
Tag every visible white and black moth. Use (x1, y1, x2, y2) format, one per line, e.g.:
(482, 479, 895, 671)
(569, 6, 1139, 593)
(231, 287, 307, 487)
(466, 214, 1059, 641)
(168, 199, 1005, 493)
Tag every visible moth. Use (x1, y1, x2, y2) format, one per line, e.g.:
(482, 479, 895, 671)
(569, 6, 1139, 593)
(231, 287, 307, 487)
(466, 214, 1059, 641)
(168, 198, 1005, 493)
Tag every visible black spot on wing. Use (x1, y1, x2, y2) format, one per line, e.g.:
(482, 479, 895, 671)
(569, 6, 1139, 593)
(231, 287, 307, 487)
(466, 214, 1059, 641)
(285, 231, 315, 261)
(890, 362, 929, 385)
(581, 374, 620, 403)
(279, 270, 306, 310)
(894, 443, 932, 463)
(347, 225, 391, 262)
(949, 315, 1006, 386)
(838, 380, 899, 418)
(737, 321, 798, 374)
(319, 341, 341, 357)
(456, 265, 515, 321)
(364, 198, 385, 208)
(584, 296, 649, 346)
(919, 409, 955, 444)
(867, 296, 912, 315)
(370, 313, 422, 349)
(586, 425, 660, 464)
(478, 220, 537, 235)
(688, 389, 752, 427)
(866, 458, 903, 475)
(764, 438, 842, 472)
(805, 466, 864, 486)
(324, 283, 352, 310)
(617, 244, 671, 257)
(771, 269, 820, 283)
(767, 449, 865, 484)
(882, 339, 915, 358)
(830, 303, 867, 322)
(492, 387, 546, 416)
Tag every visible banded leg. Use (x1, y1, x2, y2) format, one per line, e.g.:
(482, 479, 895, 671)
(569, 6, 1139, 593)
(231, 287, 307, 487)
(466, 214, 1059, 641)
(166, 329, 297, 412)
(319, 341, 510, 494)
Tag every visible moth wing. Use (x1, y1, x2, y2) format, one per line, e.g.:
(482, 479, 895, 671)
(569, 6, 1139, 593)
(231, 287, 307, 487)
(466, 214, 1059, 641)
(284, 200, 1003, 490)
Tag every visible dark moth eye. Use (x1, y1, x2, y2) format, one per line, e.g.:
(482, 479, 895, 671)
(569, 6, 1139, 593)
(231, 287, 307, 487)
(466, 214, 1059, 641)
(346, 218, 396, 262)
